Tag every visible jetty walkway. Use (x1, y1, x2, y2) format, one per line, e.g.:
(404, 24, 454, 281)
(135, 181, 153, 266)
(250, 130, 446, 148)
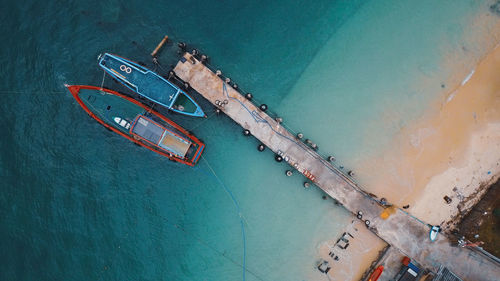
(173, 53, 499, 280)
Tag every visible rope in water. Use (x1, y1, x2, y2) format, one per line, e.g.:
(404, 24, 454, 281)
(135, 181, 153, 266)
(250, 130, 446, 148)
(199, 156, 251, 281)
(0, 90, 64, 94)
(155, 61, 168, 73)
(155, 203, 261, 280)
(95, 190, 262, 281)
(0, 71, 105, 96)
(100, 69, 106, 89)
(186, 110, 219, 132)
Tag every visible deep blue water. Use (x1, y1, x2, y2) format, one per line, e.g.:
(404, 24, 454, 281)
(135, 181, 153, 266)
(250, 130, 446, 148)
(0, 1, 359, 280)
(1, 0, 497, 280)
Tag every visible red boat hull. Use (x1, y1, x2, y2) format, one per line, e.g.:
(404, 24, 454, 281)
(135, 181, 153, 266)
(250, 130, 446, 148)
(65, 84, 205, 166)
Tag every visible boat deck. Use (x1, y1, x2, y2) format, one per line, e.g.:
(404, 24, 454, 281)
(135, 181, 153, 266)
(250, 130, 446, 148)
(76, 86, 202, 163)
(100, 54, 178, 107)
(173, 52, 500, 280)
(80, 88, 144, 134)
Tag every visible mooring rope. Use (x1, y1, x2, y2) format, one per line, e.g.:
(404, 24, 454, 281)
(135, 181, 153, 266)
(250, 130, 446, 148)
(0, 90, 64, 95)
(199, 156, 250, 281)
(186, 110, 219, 132)
(154, 204, 261, 280)
(95, 196, 262, 281)
(155, 61, 168, 74)
(99, 70, 106, 90)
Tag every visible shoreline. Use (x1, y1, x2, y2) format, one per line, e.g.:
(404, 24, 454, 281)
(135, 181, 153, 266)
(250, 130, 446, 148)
(411, 122, 500, 227)
(311, 8, 500, 280)
(355, 13, 500, 227)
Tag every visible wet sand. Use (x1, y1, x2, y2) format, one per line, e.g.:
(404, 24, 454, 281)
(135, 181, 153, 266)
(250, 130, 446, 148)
(309, 8, 500, 281)
(356, 18, 500, 226)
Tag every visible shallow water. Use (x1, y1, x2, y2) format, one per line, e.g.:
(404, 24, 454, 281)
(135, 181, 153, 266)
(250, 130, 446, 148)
(280, 0, 499, 173)
(0, 0, 497, 280)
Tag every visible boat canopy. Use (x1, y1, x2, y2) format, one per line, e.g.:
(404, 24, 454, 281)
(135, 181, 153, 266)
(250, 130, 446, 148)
(131, 116, 191, 157)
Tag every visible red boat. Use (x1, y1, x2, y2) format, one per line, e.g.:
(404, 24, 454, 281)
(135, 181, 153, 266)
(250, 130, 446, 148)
(65, 85, 205, 166)
(369, 265, 384, 281)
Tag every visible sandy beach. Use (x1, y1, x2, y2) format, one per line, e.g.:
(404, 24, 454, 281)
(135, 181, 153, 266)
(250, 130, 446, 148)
(311, 220, 387, 281)
(356, 16, 500, 227)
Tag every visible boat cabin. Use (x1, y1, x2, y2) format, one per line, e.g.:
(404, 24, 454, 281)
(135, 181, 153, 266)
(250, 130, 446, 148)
(130, 115, 192, 158)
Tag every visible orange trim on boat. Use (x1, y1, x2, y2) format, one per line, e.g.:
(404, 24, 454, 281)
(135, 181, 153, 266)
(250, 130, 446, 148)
(131, 115, 191, 144)
(65, 85, 204, 166)
(129, 115, 190, 157)
(110, 68, 126, 80)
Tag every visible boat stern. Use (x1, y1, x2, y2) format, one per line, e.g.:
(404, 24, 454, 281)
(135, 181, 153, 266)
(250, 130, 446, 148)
(190, 141, 205, 165)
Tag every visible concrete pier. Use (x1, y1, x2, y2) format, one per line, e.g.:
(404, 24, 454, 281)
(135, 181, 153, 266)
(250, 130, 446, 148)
(173, 53, 500, 280)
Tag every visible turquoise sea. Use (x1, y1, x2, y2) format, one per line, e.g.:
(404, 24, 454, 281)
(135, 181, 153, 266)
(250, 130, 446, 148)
(1, 1, 498, 280)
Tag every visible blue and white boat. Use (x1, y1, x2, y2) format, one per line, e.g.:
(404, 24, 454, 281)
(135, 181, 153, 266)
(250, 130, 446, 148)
(429, 225, 440, 242)
(98, 53, 205, 118)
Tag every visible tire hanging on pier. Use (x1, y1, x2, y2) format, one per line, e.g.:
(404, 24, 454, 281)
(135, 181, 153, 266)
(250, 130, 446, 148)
(200, 54, 208, 64)
(275, 155, 283, 162)
(357, 211, 363, 219)
(168, 71, 175, 79)
(178, 42, 187, 51)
